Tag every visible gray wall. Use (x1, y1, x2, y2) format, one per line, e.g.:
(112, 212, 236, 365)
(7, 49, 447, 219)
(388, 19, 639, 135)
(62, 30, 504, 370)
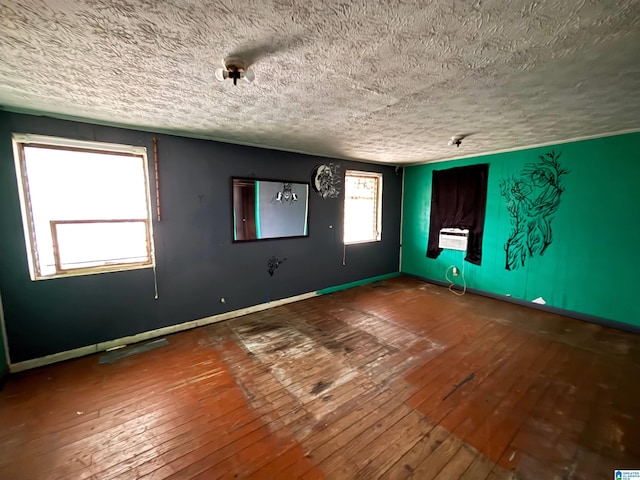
(0, 112, 402, 363)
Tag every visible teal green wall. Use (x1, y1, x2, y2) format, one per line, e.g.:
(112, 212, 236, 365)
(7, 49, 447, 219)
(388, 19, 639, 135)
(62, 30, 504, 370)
(401, 132, 640, 327)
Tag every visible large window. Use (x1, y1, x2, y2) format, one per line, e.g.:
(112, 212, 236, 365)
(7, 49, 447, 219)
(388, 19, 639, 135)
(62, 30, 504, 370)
(343, 170, 383, 244)
(12, 134, 155, 280)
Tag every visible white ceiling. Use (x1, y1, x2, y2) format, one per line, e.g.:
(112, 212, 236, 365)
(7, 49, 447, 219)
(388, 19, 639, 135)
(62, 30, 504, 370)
(0, 0, 638, 164)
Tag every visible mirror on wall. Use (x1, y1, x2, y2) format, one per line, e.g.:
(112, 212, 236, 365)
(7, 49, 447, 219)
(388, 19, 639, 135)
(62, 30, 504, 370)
(232, 178, 310, 242)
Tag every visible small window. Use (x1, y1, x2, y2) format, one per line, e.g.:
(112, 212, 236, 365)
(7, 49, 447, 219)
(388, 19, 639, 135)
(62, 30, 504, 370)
(12, 134, 155, 280)
(343, 170, 383, 244)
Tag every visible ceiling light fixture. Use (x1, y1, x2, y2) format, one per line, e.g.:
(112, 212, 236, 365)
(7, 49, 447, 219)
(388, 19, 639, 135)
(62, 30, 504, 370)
(448, 132, 477, 148)
(448, 136, 463, 148)
(214, 57, 255, 86)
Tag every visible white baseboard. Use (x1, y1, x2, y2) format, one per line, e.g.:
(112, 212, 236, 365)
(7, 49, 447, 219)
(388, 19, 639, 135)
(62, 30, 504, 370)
(9, 291, 318, 373)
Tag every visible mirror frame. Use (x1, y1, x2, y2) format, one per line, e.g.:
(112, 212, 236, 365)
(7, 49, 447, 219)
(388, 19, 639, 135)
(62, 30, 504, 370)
(231, 177, 310, 243)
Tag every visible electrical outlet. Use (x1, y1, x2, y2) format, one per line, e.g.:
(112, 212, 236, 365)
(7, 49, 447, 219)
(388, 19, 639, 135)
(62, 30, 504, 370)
(452, 267, 459, 277)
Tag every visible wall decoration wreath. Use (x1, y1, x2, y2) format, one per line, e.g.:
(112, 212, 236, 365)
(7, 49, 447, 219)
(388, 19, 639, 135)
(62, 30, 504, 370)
(310, 164, 341, 199)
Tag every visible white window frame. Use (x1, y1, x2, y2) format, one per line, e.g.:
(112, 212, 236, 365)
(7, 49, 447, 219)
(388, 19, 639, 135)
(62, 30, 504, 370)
(343, 170, 383, 245)
(12, 133, 156, 281)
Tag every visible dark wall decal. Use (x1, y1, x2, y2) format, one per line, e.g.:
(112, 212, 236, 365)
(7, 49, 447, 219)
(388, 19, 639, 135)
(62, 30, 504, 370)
(267, 256, 287, 276)
(311, 164, 341, 198)
(500, 150, 569, 271)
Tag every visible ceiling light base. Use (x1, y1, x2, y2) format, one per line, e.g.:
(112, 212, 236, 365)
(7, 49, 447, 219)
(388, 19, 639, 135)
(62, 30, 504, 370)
(215, 57, 255, 86)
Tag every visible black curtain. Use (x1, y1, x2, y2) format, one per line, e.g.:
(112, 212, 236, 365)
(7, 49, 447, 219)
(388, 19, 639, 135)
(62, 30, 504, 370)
(426, 164, 489, 265)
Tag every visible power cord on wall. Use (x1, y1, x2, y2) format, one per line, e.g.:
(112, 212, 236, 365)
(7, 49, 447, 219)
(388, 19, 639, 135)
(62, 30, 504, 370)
(153, 264, 159, 299)
(445, 252, 467, 296)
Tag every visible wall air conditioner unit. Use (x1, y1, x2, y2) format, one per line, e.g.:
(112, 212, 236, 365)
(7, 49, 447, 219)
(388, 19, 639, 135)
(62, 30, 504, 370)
(438, 228, 469, 252)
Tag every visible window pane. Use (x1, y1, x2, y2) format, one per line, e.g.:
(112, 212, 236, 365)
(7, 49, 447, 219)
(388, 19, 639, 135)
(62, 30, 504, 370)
(54, 222, 149, 271)
(344, 172, 382, 243)
(14, 136, 154, 279)
(344, 197, 376, 242)
(23, 147, 147, 221)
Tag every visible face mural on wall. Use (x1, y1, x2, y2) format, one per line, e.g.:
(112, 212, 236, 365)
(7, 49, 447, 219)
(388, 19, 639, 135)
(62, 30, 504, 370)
(310, 164, 341, 199)
(500, 151, 569, 271)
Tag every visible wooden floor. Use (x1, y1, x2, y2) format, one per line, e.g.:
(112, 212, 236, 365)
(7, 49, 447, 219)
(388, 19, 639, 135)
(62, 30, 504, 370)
(1, 277, 639, 479)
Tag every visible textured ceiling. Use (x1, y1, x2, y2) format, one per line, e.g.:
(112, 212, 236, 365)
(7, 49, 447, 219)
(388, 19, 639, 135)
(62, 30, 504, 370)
(0, 0, 639, 164)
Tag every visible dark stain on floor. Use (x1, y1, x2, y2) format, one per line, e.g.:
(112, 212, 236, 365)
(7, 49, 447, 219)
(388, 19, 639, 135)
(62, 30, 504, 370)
(310, 380, 333, 395)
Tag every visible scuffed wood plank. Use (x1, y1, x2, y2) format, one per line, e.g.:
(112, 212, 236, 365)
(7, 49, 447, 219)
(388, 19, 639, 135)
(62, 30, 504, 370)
(459, 453, 495, 480)
(433, 443, 478, 480)
(407, 433, 462, 479)
(379, 425, 451, 480)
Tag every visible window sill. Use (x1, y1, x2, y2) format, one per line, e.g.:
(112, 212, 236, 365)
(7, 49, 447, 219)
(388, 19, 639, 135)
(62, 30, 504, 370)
(31, 262, 154, 281)
(344, 239, 382, 246)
